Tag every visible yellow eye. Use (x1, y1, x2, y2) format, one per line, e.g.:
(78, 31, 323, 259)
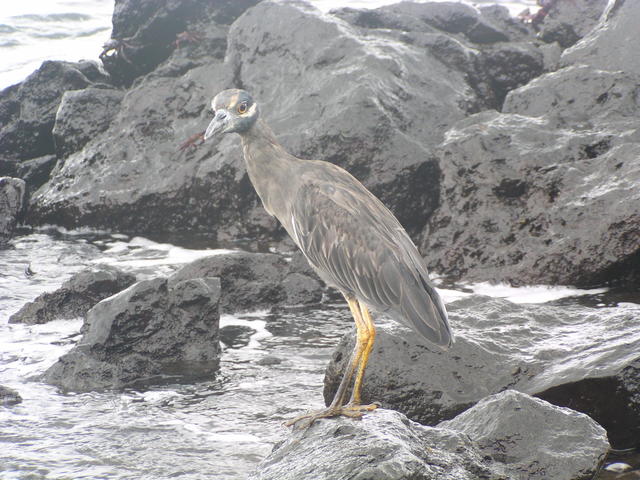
(237, 102, 248, 114)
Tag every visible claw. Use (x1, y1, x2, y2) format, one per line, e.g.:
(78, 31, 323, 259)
(284, 402, 379, 429)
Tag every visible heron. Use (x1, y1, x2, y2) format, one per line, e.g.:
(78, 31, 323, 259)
(203, 89, 453, 427)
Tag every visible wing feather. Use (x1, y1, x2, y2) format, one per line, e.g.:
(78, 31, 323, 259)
(290, 168, 452, 348)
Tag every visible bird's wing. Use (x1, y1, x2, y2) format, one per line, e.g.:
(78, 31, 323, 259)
(290, 168, 452, 347)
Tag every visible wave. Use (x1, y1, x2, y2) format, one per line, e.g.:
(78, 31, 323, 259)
(10, 13, 92, 23)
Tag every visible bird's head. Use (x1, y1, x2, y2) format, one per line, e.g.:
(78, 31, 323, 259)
(204, 89, 259, 140)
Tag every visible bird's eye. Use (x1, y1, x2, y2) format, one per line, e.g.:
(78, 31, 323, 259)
(237, 102, 248, 114)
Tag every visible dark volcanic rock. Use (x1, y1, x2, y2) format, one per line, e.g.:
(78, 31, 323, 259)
(0, 60, 109, 163)
(324, 295, 640, 449)
(422, 63, 640, 286)
(44, 276, 221, 392)
(30, 0, 477, 242)
(102, 0, 258, 85)
(53, 88, 124, 159)
(15, 154, 57, 193)
(168, 251, 322, 313)
(249, 409, 507, 480)
(9, 265, 136, 325)
(538, 0, 608, 48)
(0, 177, 26, 244)
(440, 390, 609, 480)
(0, 385, 22, 406)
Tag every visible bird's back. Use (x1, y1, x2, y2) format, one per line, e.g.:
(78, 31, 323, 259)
(288, 160, 453, 348)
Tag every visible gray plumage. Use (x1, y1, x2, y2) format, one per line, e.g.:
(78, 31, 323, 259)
(204, 89, 452, 348)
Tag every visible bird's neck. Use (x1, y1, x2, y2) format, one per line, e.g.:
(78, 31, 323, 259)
(239, 118, 300, 224)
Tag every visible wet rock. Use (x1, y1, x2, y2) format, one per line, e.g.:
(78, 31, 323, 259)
(9, 264, 136, 325)
(0, 385, 22, 406)
(422, 62, 640, 287)
(53, 88, 124, 159)
(249, 408, 507, 480)
(14, 154, 57, 193)
(219, 324, 255, 349)
(560, 0, 637, 73)
(168, 251, 322, 313)
(324, 295, 640, 449)
(44, 276, 221, 392)
(0, 177, 26, 244)
(102, 0, 258, 86)
(30, 0, 477, 242)
(538, 0, 608, 48)
(440, 390, 609, 480)
(0, 60, 110, 163)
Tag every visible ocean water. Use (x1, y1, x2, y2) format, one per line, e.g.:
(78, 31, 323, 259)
(0, 0, 538, 89)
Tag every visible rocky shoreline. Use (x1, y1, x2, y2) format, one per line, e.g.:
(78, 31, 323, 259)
(2, 0, 639, 479)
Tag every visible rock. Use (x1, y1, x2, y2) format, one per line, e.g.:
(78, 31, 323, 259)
(249, 408, 507, 480)
(168, 251, 322, 313)
(0, 60, 110, 163)
(30, 0, 479, 242)
(8, 264, 136, 325)
(324, 295, 640, 449)
(0, 385, 22, 406)
(14, 154, 57, 193)
(44, 276, 221, 392)
(538, 0, 608, 48)
(219, 324, 255, 349)
(0, 177, 26, 244)
(440, 390, 609, 480)
(102, 0, 258, 86)
(53, 88, 124, 159)
(561, 0, 639, 75)
(422, 62, 640, 287)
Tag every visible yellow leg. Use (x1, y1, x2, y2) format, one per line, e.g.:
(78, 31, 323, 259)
(349, 301, 376, 406)
(283, 295, 379, 428)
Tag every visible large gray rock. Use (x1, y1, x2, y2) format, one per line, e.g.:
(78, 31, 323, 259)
(249, 409, 507, 480)
(44, 276, 221, 392)
(53, 88, 124, 159)
(168, 251, 322, 313)
(30, 0, 481, 242)
(9, 265, 136, 324)
(324, 295, 640, 449)
(538, 0, 608, 48)
(561, 0, 640, 76)
(0, 176, 26, 244)
(421, 62, 640, 286)
(0, 60, 110, 163)
(14, 154, 57, 193)
(251, 397, 608, 480)
(440, 390, 609, 480)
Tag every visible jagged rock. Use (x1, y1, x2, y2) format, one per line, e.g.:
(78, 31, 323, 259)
(422, 63, 640, 287)
(9, 264, 136, 325)
(0, 177, 26, 244)
(168, 251, 322, 313)
(53, 88, 124, 159)
(324, 295, 640, 449)
(440, 390, 609, 480)
(0, 60, 110, 163)
(102, 0, 258, 85)
(538, 0, 608, 48)
(0, 385, 22, 406)
(249, 409, 508, 480)
(30, 0, 478, 241)
(43, 276, 222, 392)
(14, 154, 57, 193)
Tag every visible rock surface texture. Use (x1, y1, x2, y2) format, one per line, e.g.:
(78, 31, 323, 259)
(168, 251, 322, 312)
(439, 390, 609, 480)
(324, 295, 640, 449)
(250, 396, 609, 480)
(0, 177, 26, 244)
(44, 276, 222, 392)
(9, 265, 136, 324)
(0, 385, 23, 406)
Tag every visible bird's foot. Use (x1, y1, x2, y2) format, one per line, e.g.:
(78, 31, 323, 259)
(284, 402, 379, 429)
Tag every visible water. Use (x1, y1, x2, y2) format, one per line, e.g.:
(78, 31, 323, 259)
(0, 0, 538, 89)
(0, 229, 631, 479)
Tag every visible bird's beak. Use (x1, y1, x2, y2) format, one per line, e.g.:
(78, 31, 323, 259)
(204, 109, 229, 141)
